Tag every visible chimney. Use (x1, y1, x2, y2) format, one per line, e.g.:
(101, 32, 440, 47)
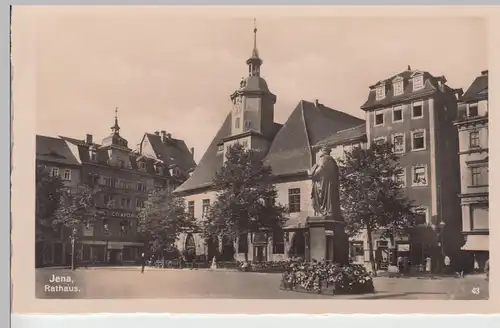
(86, 134, 93, 144)
(154, 131, 160, 136)
(481, 70, 488, 76)
(190, 147, 195, 159)
(314, 99, 320, 108)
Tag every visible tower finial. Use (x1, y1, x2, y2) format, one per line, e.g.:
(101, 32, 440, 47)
(253, 18, 257, 49)
(112, 107, 120, 134)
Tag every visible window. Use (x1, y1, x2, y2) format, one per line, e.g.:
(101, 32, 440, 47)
(470, 166, 487, 186)
(49, 167, 59, 177)
(392, 106, 403, 122)
(411, 130, 426, 151)
(138, 161, 146, 171)
(137, 182, 147, 192)
(155, 165, 163, 175)
(241, 140, 248, 148)
(120, 220, 129, 235)
(392, 134, 405, 154)
(62, 169, 71, 181)
(89, 151, 97, 161)
(413, 207, 428, 225)
(376, 85, 385, 100)
(412, 165, 428, 186)
(104, 195, 114, 208)
(188, 201, 195, 218)
(394, 168, 406, 187)
(373, 136, 387, 145)
(412, 101, 423, 119)
(288, 188, 301, 213)
(102, 219, 109, 234)
(202, 199, 210, 218)
(413, 75, 424, 91)
(393, 81, 404, 96)
(468, 103, 479, 117)
(272, 231, 285, 254)
(136, 199, 145, 209)
(121, 198, 131, 209)
(469, 131, 480, 148)
(350, 241, 364, 257)
(470, 204, 489, 230)
(119, 181, 133, 189)
(374, 109, 384, 126)
(103, 177, 116, 187)
(235, 117, 240, 129)
(118, 159, 125, 168)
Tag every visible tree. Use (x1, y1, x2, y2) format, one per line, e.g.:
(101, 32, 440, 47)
(338, 141, 417, 275)
(137, 188, 198, 261)
(53, 183, 101, 270)
(35, 166, 64, 267)
(204, 143, 287, 263)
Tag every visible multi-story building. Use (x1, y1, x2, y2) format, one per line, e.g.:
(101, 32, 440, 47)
(36, 135, 82, 267)
(360, 67, 464, 270)
(36, 114, 195, 266)
(454, 70, 489, 270)
(174, 25, 364, 263)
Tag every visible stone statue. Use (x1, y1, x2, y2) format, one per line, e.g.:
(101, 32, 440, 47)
(308, 146, 343, 221)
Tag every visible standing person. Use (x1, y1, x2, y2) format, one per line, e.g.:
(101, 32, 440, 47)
(444, 254, 451, 274)
(425, 256, 432, 273)
(473, 254, 480, 273)
(140, 252, 146, 274)
(402, 256, 409, 274)
(397, 256, 403, 273)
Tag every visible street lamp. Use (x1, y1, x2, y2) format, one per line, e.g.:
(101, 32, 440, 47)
(70, 227, 78, 271)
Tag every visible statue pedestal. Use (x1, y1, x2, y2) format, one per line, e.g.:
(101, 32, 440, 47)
(306, 216, 349, 265)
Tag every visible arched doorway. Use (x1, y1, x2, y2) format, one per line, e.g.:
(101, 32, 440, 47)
(221, 235, 236, 262)
(184, 233, 196, 262)
(289, 231, 306, 260)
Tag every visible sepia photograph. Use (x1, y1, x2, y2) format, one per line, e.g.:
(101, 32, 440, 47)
(13, 6, 490, 302)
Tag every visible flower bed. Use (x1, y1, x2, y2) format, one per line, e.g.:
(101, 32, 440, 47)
(281, 262, 375, 295)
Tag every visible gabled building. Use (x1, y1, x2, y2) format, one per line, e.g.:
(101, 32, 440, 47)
(454, 70, 489, 270)
(36, 112, 195, 266)
(36, 135, 82, 267)
(174, 25, 364, 263)
(361, 66, 464, 271)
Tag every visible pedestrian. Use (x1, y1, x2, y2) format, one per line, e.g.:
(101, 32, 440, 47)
(402, 256, 409, 274)
(473, 254, 480, 273)
(425, 256, 432, 273)
(444, 255, 451, 275)
(140, 252, 146, 274)
(484, 258, 489, 280)
(397, 256, 402, 273)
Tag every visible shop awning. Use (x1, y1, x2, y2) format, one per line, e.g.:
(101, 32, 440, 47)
(461, 234, 489, 251)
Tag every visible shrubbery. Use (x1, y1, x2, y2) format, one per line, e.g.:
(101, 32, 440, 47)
(281, 261, 375, 295)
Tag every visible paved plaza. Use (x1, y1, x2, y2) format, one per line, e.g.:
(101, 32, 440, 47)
(36, 266, 489, 300)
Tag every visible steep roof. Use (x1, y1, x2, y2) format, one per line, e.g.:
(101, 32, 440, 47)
(460, 70, 488, 103)
(144, 133, 196, 171)
(314, 123, 367, 148)
(264, 100, 364, 176)
(175, 100, 364, 193)
(361, 69, 447, 110)
(36, 135, 81, 166)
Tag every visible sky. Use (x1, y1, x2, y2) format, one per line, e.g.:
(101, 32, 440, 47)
(14, 7, 487, 163)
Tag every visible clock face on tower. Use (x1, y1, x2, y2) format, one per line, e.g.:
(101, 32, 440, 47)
(234, 96, 242, 114)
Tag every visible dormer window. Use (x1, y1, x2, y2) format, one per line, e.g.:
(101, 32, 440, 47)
(89, 151, 97, 161)
(393, 79, 404, 96)
(467, 102, 479, 117)
(375, 85, 386, 100)
(138, 161, 146, 171)
(155, 164, 164, 175)
(413, 74, 424, 91)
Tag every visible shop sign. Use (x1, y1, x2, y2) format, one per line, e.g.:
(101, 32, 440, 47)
(397, 244, 410, 252)
(325, 230, 334, 236)
(108, 242, 124, 250)
(111, 212, 134, 218)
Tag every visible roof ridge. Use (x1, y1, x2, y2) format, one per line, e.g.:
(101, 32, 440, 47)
(334, 123, 366, 134)
(299, 100, 313, 168)
(37, 134, 64, 140)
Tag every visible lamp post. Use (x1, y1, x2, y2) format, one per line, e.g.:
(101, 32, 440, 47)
(70, 227, 78, 271)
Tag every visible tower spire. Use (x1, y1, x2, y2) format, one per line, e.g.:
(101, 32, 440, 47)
(111, 107, 120, 135)
(246, 18, 262, 77)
